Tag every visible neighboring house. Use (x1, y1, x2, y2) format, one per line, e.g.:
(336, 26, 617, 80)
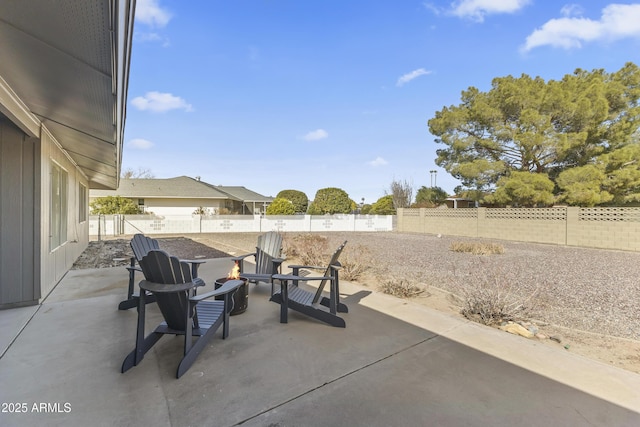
(214, 185, 275, 214)
(90, 176, 274, 215)
(0, 2, 134, 309)
(445, 197, 478, 208)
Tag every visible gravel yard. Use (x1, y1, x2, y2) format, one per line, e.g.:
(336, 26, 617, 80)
(185, 231, 640, 341)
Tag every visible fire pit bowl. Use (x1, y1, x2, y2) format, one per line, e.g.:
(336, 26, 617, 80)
(214, 277, 248, 315)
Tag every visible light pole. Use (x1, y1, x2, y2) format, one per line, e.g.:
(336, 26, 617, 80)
(429, 170, 437, 188)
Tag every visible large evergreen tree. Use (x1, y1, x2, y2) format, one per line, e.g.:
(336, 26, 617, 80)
(428, 62, 640, 206)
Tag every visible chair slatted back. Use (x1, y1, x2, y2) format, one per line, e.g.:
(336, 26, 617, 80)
(312, 241, 347, 304)
(255, 232, 283, 275)
(130, 233, 161, 262)
(139, 250, 193, 331)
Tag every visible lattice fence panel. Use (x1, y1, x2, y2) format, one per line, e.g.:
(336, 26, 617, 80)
(486, 208, 567, 221)
(579, 207, 640, 222)
(422, 209, 478, 218)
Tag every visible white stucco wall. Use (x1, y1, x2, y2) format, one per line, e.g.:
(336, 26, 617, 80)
(139, 198, 225, 216)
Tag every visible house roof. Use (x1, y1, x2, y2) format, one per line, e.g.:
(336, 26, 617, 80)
(90, 176, 274, 203)
(0, 1, 134, 190)
(91, 176, 237, 200)
(215, 186, 274, 203)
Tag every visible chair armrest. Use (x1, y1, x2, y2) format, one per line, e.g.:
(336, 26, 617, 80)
(181, 258, 206, 265)
(126, 266, 142, 273)
(139, 277, 205, 294)
(273, 274, 332, 282)
(191, 279, 244, 302)
(241, 273, 273, 282)
(231, 252, 257, 262)
(287, 264, 325, 271)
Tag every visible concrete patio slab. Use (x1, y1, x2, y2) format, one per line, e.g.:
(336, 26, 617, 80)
(0, 258, 639, 427)
(0, 305, 38, 358)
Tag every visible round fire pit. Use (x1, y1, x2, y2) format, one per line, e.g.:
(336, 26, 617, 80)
(214, 277, 248, 315)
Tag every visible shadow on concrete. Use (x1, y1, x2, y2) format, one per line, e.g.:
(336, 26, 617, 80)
(0, 259, 639, 427)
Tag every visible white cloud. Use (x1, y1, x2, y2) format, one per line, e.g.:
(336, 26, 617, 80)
(560, 4, 584, 18)
(369, 157, 388, 167)
(131, 92, 194, 113)
(450, 0, 531, 22)
(135, 0, 172, 28)
(133, 32, 170, 47)
(423, 2, 442, 16)
(303, 129, 329, 141)
(397, 68, 432, 86)
(522, 4, 640, 52)
(134, 32, 163, 42)
(128, 138, 154, 149)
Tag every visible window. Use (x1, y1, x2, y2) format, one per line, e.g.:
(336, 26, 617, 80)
(51, 162, 68, 250)
(79, 183, 87, 222)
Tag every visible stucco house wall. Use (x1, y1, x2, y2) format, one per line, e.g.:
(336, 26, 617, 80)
(140, 197, 225, 215)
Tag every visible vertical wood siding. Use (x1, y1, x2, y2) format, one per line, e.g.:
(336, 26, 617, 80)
(0, 119, 40, 307)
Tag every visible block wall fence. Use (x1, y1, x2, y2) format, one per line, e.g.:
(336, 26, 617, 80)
(397, 207, 640, 252)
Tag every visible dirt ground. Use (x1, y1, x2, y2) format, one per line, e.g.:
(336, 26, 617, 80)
(73, 235, 640, 375)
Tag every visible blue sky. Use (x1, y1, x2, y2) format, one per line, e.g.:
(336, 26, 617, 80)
(123, 0, 640, 204)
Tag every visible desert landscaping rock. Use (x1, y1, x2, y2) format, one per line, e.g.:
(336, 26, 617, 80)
(500, 322, 534, 338)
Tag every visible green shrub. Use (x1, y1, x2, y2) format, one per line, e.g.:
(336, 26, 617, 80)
(370, 195, 396, 215)
(277, 190, 308, 213)
(90, 196, 141, 215)
(266, 198, 296, 215)
(309, 187, 352, 214)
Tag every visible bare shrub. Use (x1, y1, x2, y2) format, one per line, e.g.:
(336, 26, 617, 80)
(450, 241, 505, 255)
(339, 244, 373, 281)
(456, 266, 539, 326)
(379, 278, 425, 299)
(282, 234, 328, 266)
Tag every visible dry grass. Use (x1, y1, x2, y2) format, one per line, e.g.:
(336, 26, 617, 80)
(450, 241, 505, 255)
(379, 278, 425, 299)
(283, 235, 373, 281)
(283, 234, 328, 266)
(454, 266, 540, 326)
(339, 244, 374, 281)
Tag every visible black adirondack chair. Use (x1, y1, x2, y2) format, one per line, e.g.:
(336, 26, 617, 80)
(118, 234, 205, 310)
(270, 241, 348, 328)
(121, 250, 243, 378)
(232, 231, 284, 291)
